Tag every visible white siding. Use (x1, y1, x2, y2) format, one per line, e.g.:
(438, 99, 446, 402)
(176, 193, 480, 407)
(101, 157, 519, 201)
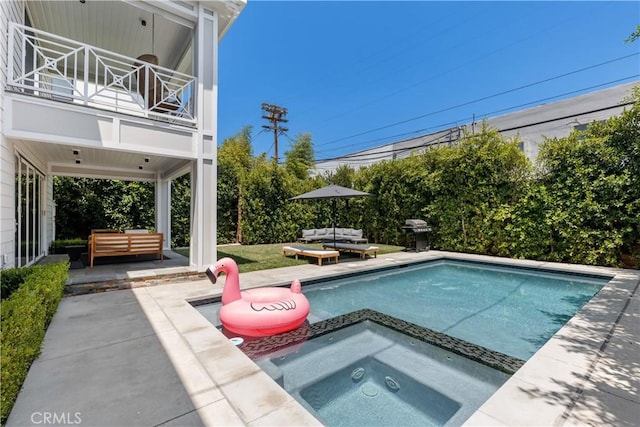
(0, 1, 25, 269)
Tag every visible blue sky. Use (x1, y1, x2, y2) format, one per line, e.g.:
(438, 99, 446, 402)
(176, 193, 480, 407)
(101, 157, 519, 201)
(217, 1, 640, 162)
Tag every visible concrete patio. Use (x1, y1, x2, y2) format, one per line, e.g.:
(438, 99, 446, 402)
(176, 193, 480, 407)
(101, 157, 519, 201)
(6, 251, 639, 426)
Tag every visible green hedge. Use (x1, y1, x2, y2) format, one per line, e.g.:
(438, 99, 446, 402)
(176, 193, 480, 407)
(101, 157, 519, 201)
(0, 262, 68, 425)
(49, 239, 87, 254)
(0, 266, 37, 300)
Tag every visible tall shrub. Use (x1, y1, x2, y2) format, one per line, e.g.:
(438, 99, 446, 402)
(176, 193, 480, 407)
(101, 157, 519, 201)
(534, 91, 640, 266)
(217, 127, 254, 243)
(422, 124, 531, 253)
(242, 161, 300, 244)
(356, 155, 429, 245)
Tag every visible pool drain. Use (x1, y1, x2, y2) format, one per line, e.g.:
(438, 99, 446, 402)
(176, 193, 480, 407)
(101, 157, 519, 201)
(361, 383, 378, 397)
(385, 376, 400, 392)
(351, 367, 365, 381)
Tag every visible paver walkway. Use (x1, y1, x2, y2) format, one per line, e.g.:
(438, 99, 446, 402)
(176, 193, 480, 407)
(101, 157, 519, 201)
(7, 289, 203, 426)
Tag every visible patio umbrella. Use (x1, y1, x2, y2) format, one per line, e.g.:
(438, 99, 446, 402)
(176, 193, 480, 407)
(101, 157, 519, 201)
(290, 184, 372, 249)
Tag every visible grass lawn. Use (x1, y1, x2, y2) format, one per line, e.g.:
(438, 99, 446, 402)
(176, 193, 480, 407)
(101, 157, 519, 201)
(174, 242, 405, 273)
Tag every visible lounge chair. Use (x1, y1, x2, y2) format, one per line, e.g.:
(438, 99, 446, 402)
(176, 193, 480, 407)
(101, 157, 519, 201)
(322, 243, 379, 260)
(282, 245, 340, 266)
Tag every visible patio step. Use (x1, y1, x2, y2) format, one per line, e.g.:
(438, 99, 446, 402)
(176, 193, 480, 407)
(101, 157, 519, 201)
(64, 271, 207, 297)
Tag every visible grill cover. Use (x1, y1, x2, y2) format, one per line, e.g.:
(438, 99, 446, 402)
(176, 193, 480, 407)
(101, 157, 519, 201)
(402, 219, 431, 232)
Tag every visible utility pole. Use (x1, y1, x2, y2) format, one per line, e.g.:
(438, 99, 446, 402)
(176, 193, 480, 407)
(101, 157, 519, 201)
(261, 103, 288, 163)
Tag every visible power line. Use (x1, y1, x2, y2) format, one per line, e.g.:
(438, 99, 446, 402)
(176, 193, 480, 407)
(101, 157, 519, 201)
(289, 5, 492, 115)
(313, 53, 640, 150)
(296, 2, 595, 127)
(307, 4, 587, 129)
(314, 75, 639, 159)
(281, 3, 487, 108)
(314, 101, 635, 164)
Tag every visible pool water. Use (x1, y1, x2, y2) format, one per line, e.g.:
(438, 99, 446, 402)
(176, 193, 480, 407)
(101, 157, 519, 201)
(197, 260, 608, 360)
(254, 321, 510, 427)
(194, 259, 609, 427)
(301, 357, 459, 427)
(301, 260, 607, 359)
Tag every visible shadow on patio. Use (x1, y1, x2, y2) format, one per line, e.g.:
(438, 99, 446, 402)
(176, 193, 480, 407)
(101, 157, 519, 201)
(38, 249, 203, 295)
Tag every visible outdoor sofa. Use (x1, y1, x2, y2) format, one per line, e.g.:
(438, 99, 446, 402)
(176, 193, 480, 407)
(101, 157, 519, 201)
(297, 227, 368, 244)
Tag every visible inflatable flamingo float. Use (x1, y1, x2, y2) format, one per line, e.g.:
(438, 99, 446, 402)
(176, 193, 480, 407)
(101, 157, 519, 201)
(206, 257, 310, 337)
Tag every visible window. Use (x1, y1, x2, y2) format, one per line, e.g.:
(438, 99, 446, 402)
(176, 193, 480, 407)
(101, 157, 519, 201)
(14, 155, 44, 267)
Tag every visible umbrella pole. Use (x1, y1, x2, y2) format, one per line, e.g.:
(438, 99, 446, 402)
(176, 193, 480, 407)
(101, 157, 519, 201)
(332, 199, 336, 249)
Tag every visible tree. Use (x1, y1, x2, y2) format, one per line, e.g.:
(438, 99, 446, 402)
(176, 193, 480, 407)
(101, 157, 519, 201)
(535, 87, 640, 266)
(284, 133, 315, 180)
(355, 156, 427, 245)
(242, 159, 299, 244)
(171, 174, 191, 247)
(217, 126, 254, 243)
(53, 177, 154, 239)
(624, 25, 640, 44)
(423, 123, 531, 253)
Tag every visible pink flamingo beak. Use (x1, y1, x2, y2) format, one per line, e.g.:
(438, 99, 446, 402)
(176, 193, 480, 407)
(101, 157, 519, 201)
(205, 265, 218, 284)
(206, 258, 233, 284)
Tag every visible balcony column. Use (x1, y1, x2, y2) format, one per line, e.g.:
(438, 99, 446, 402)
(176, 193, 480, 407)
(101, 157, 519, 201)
(155, 176, 171, 250)
(189, 6, 218, 270)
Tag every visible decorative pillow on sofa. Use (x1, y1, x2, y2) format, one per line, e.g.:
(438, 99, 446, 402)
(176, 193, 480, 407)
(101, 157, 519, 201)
(316, 228, 328, 236)
(302, 229, 315, 237)
(352, 229, 363, 238)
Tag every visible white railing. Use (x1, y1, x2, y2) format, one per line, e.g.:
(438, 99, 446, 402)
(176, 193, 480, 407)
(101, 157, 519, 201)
(7, 22, 196, 124)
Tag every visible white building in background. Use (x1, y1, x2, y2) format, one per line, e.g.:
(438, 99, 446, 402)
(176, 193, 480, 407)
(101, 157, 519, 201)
(313, 81, 638, 175)
(0, 0, 245, 270)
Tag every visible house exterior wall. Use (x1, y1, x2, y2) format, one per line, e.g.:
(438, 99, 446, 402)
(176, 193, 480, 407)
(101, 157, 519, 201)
(1, 0, 238, 270)
(0, 0, 25, 268)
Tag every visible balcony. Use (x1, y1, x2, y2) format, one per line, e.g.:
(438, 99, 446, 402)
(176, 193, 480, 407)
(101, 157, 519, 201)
(6, 22, 196, 126)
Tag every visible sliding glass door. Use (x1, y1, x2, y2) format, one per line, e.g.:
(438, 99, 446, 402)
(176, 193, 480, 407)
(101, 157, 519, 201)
(15, 155, 44, 267)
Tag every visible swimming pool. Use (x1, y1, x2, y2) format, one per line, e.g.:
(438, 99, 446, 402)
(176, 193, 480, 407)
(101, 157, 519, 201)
(196, 259, 609, 360)
(191, 257, 620, 426)
(255, 321, 511, 427)
(304, 260, 608, 359)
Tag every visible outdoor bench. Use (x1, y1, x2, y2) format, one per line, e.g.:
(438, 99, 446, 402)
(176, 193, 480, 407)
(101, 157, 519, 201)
(89, 232, 164, 268)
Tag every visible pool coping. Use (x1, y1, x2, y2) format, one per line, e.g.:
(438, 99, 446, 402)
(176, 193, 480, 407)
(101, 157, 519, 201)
(131, 251, 639, 426)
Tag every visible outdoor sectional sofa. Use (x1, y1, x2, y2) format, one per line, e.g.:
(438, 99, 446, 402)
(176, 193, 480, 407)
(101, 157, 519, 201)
(297, 227, 368, 244)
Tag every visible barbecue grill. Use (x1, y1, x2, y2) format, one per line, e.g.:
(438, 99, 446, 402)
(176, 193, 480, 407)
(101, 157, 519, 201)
(401, 219, 432, 252)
